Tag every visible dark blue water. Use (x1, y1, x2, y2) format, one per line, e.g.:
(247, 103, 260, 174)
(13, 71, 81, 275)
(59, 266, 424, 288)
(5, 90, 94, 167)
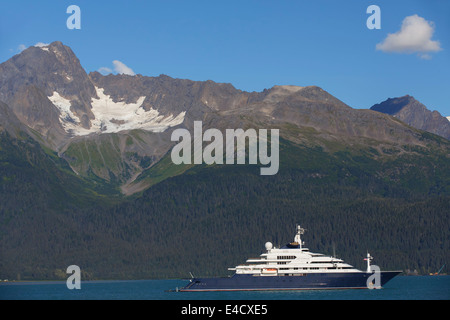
(0, 276, 448, 300)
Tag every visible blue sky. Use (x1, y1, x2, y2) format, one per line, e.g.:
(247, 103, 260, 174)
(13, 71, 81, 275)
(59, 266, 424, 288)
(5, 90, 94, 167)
(1, 0, 449, 116)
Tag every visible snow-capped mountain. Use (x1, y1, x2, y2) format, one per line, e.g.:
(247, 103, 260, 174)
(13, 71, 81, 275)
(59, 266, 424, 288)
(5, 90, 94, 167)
(1, 41, 448, 194)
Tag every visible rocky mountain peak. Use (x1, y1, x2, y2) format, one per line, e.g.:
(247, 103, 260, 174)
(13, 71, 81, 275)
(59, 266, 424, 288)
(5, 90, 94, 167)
(371, 96, 450, 140)
(0, 41, 95, 99)
(0, 41, 98, 144)
(371, 95, 418, 115)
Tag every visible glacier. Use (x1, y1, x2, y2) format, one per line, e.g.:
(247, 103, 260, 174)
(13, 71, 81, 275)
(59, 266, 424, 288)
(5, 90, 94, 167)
(48, 86, 186, 136)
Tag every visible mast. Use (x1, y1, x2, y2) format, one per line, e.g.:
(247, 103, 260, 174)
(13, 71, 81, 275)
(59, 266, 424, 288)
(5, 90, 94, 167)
(294, 224, 305, 249)
(364, 252, 373, 272)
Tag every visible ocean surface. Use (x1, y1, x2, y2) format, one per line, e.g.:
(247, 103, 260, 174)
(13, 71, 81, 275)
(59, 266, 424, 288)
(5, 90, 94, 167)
(0, 275, 448, 300)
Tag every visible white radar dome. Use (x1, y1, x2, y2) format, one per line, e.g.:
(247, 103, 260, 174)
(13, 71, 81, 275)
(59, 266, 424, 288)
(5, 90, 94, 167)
(265, 242, 273, 251)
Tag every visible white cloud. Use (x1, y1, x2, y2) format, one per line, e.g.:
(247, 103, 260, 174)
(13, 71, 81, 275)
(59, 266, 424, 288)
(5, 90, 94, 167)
(418, 53, 432, 60)
(34, 42, 50, 48)
(112, 60, 135, 75)
(98, 67, 113, 75)
(376, 15, 442, 59)
(17, 44, 27, 52)
(98, 60, 136, 76)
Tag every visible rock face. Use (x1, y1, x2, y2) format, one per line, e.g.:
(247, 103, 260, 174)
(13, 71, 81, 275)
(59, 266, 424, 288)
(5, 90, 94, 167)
(0, 41, 448, 193)
(0, 42, 96, 129)
(371, 95, 450, 140)
(0, 101, 26, 137)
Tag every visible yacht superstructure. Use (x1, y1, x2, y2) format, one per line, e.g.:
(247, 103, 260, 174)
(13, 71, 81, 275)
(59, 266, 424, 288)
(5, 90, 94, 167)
(230, 225, 360, 276)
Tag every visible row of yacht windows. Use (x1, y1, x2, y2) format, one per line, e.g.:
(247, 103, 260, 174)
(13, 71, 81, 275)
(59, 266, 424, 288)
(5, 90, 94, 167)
(277, 256, 342, 264)
(275, 261, 341, 265)
(277, 256, 296, 260)
(274, 256, 340, 264)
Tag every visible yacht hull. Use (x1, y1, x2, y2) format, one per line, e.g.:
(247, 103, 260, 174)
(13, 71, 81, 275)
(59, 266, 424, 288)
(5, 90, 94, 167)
(180, 271, 401, 292)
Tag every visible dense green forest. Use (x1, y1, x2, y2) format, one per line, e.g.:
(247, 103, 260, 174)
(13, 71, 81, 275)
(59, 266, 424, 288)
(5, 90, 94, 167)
(0, 132, 449, 280)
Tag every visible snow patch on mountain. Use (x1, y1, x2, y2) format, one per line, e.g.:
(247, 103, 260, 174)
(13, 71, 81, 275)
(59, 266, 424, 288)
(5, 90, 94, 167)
(446, 116, 450, 122)
(34, 42, 50, 51)
(48, 87, 186, 136)
(48, 91, 86, 133)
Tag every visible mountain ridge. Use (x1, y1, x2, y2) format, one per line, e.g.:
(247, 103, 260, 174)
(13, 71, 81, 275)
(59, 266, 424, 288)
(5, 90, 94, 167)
(0, 41, 449, 194)
(371, 95, 450, 140)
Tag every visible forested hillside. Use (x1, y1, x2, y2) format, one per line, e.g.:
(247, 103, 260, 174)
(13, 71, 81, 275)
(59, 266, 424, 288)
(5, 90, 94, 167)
(1, 134, 448, 280)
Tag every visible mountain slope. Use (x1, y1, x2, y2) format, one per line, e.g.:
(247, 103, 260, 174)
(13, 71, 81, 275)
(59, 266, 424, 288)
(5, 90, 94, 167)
(1, 41, 449, 194)
(371, 95, 450, 140)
